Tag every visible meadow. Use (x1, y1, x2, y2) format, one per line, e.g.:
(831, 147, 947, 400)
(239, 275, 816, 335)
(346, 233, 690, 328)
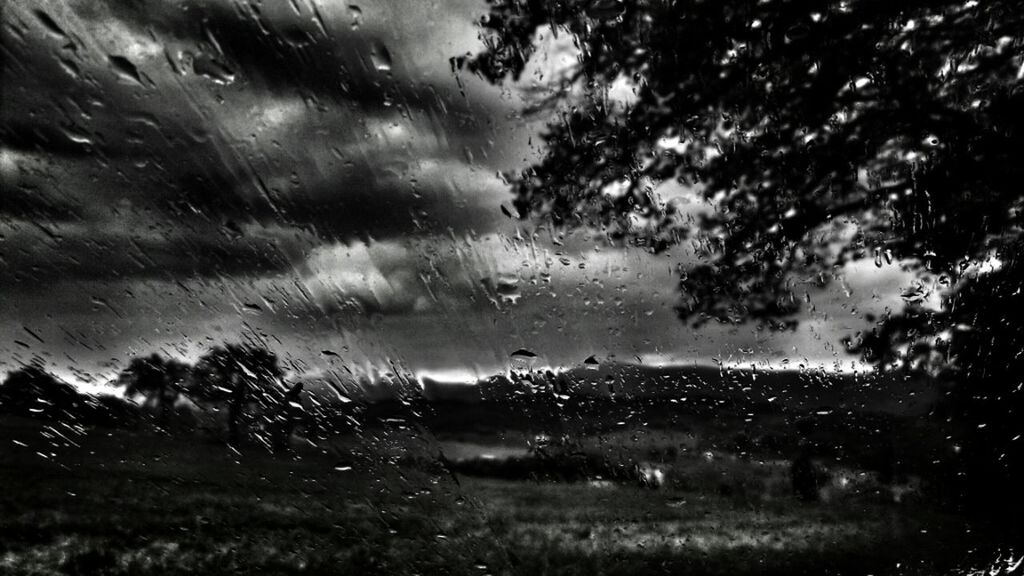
(1, 414, 1011, 576)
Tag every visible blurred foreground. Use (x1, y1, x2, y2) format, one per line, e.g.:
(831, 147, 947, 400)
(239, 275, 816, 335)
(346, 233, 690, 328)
(0, 415, 1015, 576)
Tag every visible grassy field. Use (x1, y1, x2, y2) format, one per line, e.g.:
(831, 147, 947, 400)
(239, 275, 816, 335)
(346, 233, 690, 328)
(0, 417, 1007, 575)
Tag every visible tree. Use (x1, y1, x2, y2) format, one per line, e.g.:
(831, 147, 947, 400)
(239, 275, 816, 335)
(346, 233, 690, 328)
(465, 0, 1024, 517)
(191, 343, 285, 446)
(118, 354, 190, 430)
(848, 248, 1023, 513)
(0, 362, 83, 420)
(269, 381, 305, 455)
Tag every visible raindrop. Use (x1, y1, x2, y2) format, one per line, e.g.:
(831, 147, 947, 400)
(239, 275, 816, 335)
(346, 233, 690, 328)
(900, 283, 929, 304)
(349, 5, 363, 29)
(33, 10, 68, 39)
(62, 128, 93, 145)
(495, 275, 521, 304)
(370, 42, 393, 72)
(108, 55, 144, 85)
(221, 220, 244, 239)
(192, 53, 236, 85)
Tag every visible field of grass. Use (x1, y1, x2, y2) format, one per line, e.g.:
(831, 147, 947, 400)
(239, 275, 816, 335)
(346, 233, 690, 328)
(0, 417, 1008, 575)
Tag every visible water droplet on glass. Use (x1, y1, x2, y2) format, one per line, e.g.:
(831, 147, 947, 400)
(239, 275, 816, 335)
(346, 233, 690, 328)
(108, 55, 144, 85)
(370, 42, 392, 72)
(348, 5, 363, 29)
(33, 10, 68, 39)
(192, 53, 236, 85)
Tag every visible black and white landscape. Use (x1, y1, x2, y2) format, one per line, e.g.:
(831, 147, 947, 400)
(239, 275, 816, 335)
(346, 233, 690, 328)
(2, 1, 1022, 574)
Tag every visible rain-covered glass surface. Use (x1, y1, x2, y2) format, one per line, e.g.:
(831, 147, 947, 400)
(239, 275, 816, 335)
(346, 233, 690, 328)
(2, 1, 1022, 574)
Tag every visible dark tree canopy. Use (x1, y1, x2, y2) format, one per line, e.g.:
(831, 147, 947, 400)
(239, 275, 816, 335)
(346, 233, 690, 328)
(192, 343, 286, 445)
(466, 0, 1023, 327)
(120, 354, 190, 404)
(0, 363, 83, 419)
(466, 0, 1024, 515)
(118, 353, 191, 429)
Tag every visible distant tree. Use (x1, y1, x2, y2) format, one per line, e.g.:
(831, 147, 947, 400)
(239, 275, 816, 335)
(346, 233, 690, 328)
(191, 344, 285, 446)
(269, 382, 305, 454)
(118, 354, 190, 430)
(466, 0, 1024, 519)
(0, 362, 82, 420)
(855, 255, 1024, 512)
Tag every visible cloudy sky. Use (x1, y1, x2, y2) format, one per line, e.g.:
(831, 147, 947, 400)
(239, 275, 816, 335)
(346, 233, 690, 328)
(0, 0, 925, 388)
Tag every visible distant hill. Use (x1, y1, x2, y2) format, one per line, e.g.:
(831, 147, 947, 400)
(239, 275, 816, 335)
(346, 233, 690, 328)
(0, 365, 85, 419)
(0, 365, 139, 427)
(309, 361, 939, 416)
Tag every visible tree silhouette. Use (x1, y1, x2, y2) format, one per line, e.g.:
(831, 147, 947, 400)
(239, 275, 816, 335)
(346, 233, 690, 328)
(191, 344, 285, 446)
(269, 381, 305, 455)
(0, 362, 82, 420)
(466, 0, 1023, 517)
(118, 354, 190, 430)
(847, 249, 1023, 512)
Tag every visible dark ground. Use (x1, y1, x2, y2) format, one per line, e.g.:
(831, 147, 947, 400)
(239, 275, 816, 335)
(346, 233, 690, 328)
(0, 415, 1013, 575)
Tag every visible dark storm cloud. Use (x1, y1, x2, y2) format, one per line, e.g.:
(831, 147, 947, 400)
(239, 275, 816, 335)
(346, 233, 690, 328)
(0, 149, 308, 282)
(1, 0, 517, 285)
(1, 146, 508, 282)
(0, 224, 306, 286)
(2, 0, 502, 153)
(98, 0, 487, 117)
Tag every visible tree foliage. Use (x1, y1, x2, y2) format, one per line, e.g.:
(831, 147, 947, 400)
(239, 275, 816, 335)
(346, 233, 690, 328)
(467, 0, 1022, 321)
(466, 0, 1024, 514)
(192, 343, 286, 445)
(119, 353, 190, 427)
(0, 362, 82, 419)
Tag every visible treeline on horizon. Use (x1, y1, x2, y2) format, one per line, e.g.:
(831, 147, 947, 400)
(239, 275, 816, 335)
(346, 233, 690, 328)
(0, 342, 936, 449)
(0, 343, 320, 453)
(0, 343, 928, 476)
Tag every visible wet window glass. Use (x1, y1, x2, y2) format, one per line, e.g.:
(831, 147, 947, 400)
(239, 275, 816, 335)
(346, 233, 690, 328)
(2, 1, 1022, 574)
